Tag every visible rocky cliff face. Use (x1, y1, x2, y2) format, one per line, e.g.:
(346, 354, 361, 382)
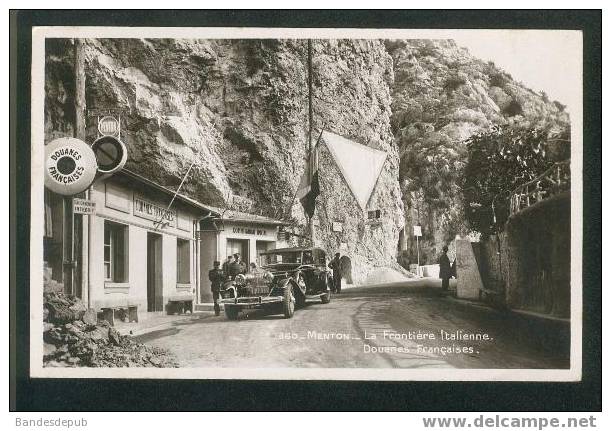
(44, 38, 404, 283)
(385, 40, 570, 265)
(44, 38, 570, 279)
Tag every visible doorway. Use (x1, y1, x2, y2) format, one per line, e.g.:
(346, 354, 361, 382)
(226, 238, 249, 266)
(339, 255, 353, 285)
(147, 232, 163, 312)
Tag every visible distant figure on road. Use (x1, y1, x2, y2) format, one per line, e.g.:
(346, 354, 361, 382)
(208, 261, 224, 316)
(328, 252, 342, 294)
(222, 255, 234, 279)
(439, 245, 452, 291)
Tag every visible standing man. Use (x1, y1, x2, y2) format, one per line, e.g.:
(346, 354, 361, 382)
(208, 261, 224, 316)
(229, 253, 246, 277)
(328, 252, 342, 294)
(222, 255, 234, 279)
(439, 245, 452, 291)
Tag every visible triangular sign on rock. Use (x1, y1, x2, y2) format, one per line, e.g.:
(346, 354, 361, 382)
(321, 131, 387, 210)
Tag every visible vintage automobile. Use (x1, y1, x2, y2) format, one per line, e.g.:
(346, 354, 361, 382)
(219, 247, 333, 320)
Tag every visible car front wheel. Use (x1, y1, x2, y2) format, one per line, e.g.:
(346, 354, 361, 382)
(224, 305, 239, 320)
(283, 285, 295, 318)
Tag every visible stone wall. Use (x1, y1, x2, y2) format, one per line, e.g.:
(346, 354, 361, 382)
(479, 192, 570, 318)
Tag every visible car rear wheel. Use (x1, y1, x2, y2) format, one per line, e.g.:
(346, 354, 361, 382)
(295, 275, 307, 308)
(224, 305, 239, 320)
(283, 285, 295, 318)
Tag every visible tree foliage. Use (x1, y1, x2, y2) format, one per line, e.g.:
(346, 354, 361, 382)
(462, 123, 570, 235)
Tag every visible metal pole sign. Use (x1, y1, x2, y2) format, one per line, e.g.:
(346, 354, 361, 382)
(98, 115, 121, 137)
(413, 225, 422, 272)
(91, 135, 127, 174)
(73, 198, 96, 215)
(44, 137, 98, 196)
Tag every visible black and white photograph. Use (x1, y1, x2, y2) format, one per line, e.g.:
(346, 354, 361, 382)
(28, 25, 583, 381)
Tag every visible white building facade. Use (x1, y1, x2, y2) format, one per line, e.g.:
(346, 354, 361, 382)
(44, 169, 289, 313)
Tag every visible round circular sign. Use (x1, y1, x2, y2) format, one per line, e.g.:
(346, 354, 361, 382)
(91, 135, 128, 174)
(98, 115, 120, 137)
(44, 137, 98, 195)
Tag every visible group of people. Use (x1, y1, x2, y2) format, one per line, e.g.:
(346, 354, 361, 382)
(207, 251, 345, 316)
(208, 253, 261, 316)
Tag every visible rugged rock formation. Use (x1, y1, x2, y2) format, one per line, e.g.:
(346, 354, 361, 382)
(307, 40, 404, 282)
(44, 38, 570, 280)
(45, 38, 404, 283)
(386, 40, 570, 265)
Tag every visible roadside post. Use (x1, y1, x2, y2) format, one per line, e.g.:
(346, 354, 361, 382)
(413, 225, 422, 276)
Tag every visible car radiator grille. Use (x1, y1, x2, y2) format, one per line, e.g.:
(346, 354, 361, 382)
(238, 285, 270, 296)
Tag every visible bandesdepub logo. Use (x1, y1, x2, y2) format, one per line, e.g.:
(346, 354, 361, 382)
(44, 137, 98, 195)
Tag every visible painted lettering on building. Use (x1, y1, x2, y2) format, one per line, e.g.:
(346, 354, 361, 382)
(133, 196, 176, 226)
(232, 227, 267, 236)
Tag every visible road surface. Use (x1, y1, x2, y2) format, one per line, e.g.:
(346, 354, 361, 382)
(136, 279, 568, 369)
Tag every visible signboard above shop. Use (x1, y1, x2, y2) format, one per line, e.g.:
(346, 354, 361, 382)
(232, 226, 268, 236)
(133, 196, 176, 227)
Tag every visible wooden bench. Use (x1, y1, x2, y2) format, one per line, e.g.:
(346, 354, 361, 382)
(100, 304, 139, 326)
(167, 296, 194, 315)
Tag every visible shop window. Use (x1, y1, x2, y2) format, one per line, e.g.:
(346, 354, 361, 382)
(104, 221, 128, 283)
(177, 238, 190, 284)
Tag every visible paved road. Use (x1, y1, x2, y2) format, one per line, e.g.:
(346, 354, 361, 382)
(136, 279, 568, 369)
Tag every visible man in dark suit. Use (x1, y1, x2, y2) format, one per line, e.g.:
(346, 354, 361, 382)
(328, 252, 342, 294)
(222, 255, 233, 279)
(229, 253, 246, 277)
(439, 245, 452, 291)
(208, 261, 224, 316)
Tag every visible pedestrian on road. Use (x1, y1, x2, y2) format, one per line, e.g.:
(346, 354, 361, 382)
(328, 252, 342, 294)
(439, 245, 452, 291)
(209, 261, 224, 316)
(222, 255, 234, 279)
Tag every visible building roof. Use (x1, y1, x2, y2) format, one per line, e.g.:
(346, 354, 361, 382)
(204, 205, 292, 226)
(119, 169, 220, 216)
(260, 246, 324, 254)
(119, 169, 290, 226)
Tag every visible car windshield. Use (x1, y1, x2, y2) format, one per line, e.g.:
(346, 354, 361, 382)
(260, 251, 303, 265)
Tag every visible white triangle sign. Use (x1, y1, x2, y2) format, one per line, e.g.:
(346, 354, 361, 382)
(321, 131, 387, 210)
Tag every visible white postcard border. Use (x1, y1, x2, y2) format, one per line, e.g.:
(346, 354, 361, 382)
(29, 26, 583, 381)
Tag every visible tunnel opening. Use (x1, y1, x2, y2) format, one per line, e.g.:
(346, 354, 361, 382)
(339, 255, 353, 285)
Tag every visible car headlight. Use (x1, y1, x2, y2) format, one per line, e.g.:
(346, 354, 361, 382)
(263, 271, 274, 283)
(235, 274, 246, 284)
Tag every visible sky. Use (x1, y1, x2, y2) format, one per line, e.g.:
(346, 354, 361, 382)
(450, 30, 582, 114)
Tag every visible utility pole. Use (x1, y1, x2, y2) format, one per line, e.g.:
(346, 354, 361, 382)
(307, 39, 315, 245)
(67, 38, 86, 298)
